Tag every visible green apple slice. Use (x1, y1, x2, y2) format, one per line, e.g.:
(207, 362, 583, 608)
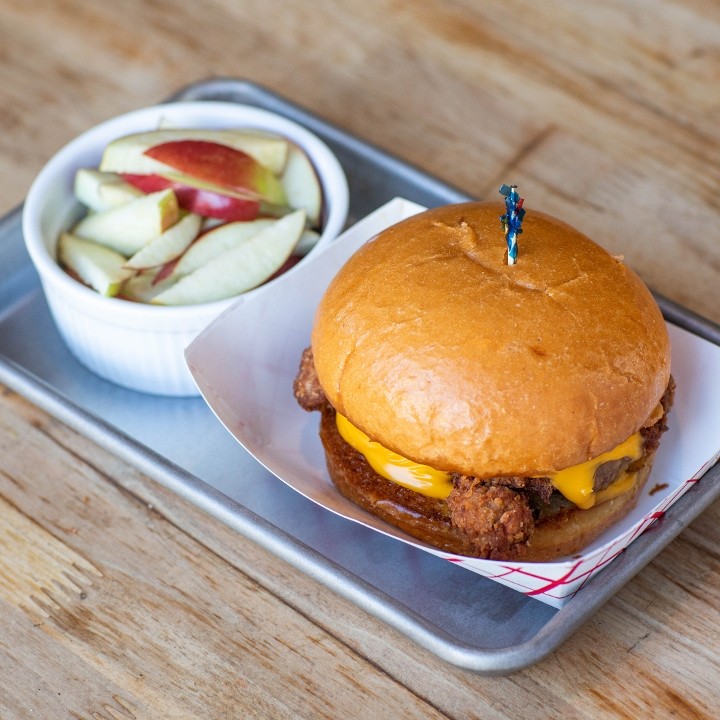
(124, 212, 202, 269)
(58, 232, 134, 297)
(281, 144, 323, 226)
(74, 169, 143, 212)
(100, 129, 289, 176)
(72, 189, 179, 255)
(152, 209, 306, 305)
(172, 218, 276, 277)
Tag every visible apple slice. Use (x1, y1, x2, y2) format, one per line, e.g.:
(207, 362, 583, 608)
(152, 209, 306, 305)
(172, 218, 276, 277)
(118, 269, 177, 303)
(124, 212, 202, 270)
(74, 169, 143, 212)
(156, 171, 292, 219)
(100, 128, 289, 175)
(72, 189, 179, 255)
(144, 140, 288, 206)
(201, 216, 225, 231)
(58, 232, 134, 297)
(121, 172, 262, 222)
(281, 144, 323, 226)
(121, 171, 294, 222)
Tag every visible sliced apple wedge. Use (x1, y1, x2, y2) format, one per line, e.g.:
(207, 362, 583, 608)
(74, 169, 143, 212)
(72, 189, 180, 255)
(153, 256, 180, 285)
(119, 269, 177, 303)
(281, 143, 323, 226)
(152, 209, 306, 305)
(156, 172, 293, 219)
(58, 232, 134, 297)
(145, 140, 288, 206)
(121, 172, 263, 222)
(100, 128, 289, 176)
(172, 218, 276, 277)
(124, 212, 202, 270)
(200, 216, 225, 231)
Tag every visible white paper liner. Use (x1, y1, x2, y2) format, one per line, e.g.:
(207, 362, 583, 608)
(186, 198, 720, 608)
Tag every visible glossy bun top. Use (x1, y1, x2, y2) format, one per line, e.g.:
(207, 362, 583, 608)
(311, 202, 670, 476)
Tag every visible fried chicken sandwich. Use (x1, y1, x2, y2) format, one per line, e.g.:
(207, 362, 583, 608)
(294, 201, 673, 561)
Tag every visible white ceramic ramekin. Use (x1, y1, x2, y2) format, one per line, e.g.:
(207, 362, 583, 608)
(22, 101, 349, 396)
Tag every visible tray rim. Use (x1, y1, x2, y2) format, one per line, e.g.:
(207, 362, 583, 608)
(0, 77, 718, 674)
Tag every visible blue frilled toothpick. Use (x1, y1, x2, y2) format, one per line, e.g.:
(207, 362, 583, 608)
(499, 184, 525, 265)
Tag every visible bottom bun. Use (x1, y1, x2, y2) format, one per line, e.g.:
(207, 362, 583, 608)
(319, 406, 653, 561)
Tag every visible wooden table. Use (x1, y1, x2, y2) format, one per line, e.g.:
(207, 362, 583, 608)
(1, 1, 719, 717)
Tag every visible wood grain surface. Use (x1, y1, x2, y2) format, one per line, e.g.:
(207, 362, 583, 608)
(1, 1, 719, 718)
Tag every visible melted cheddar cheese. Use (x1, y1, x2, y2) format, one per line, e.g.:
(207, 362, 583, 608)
(548, 432, 642, 509)
(335, 413, 644, 507)
(335, 413, 453, 498)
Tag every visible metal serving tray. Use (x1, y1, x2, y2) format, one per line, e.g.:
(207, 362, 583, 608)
(1, 78, 718, 674)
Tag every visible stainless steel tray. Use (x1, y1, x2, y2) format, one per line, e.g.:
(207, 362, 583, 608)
(1, 78, 718, 674)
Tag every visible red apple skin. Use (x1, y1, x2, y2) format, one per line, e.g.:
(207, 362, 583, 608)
(153, 256, 180, 285)
(143, 140, 283, 202)
(121, 173, 261, 222)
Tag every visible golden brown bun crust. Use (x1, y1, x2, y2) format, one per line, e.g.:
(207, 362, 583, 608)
(312, 202, 671, 477)
(319, 405, 653, 561)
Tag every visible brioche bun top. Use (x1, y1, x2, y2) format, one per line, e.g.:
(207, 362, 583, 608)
(311, 202, 671, 477)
